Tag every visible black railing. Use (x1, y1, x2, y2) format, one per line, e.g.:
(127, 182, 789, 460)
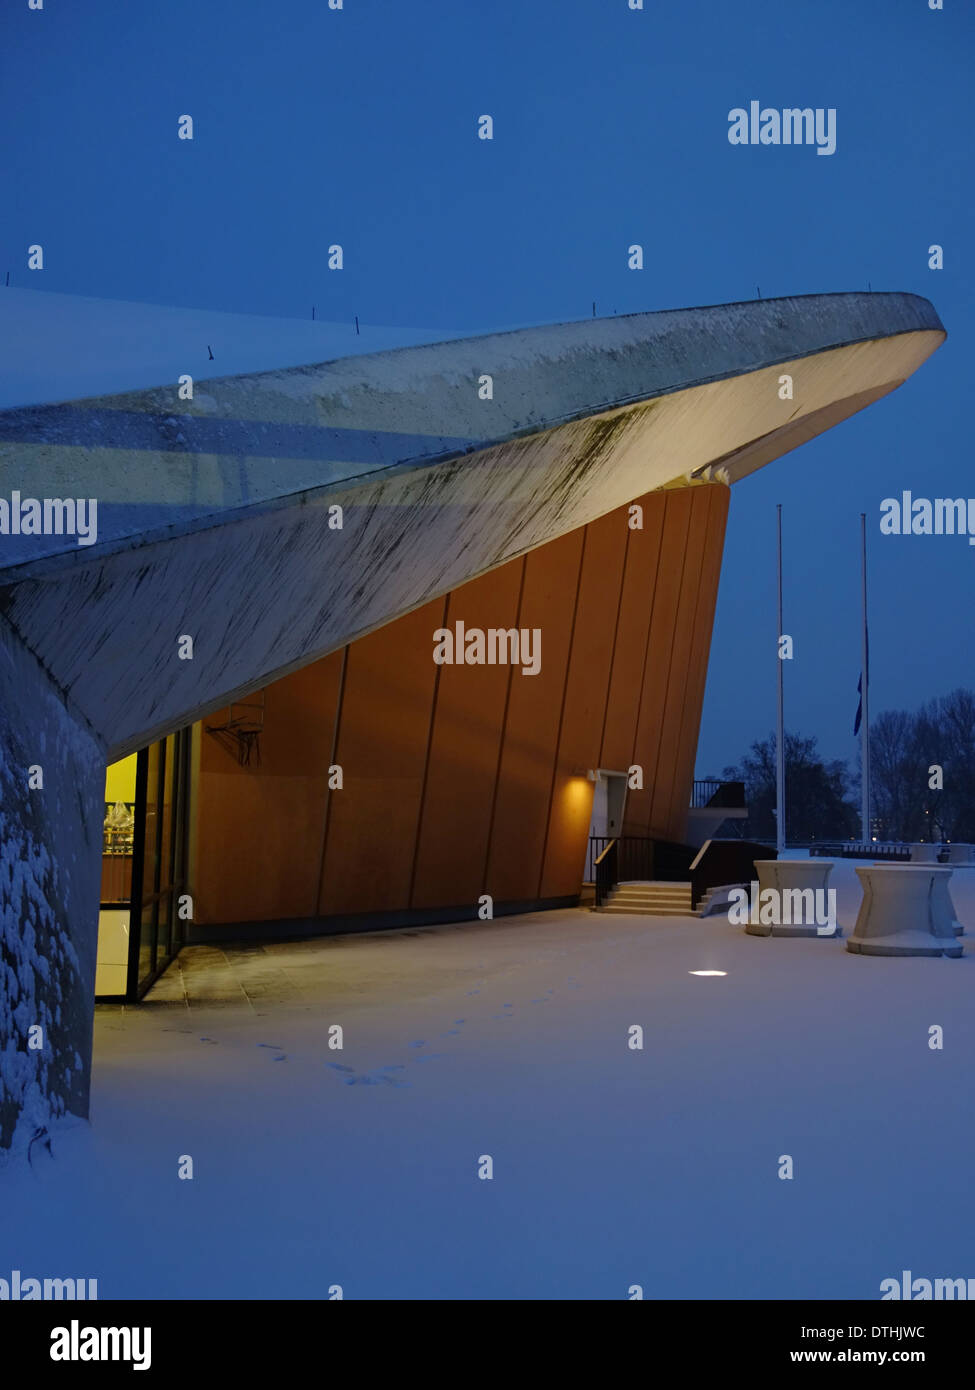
(590, 835, 771, 911)
(652, 837, 697, 881)
(588, 835, 655, 885)
(589, 835, 696, 903)
(691, 779, 746, 810)
(594, 839, 618, 907)
(809, 841, 911, 861)
(689, 838, 776, 910)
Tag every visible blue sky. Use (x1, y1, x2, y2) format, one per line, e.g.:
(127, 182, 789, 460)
(3, 0, 972, 775)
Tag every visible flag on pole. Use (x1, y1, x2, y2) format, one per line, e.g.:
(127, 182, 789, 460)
(854, 673, 862, 735)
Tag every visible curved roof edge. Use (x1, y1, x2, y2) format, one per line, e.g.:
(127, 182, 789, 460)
(0, 290, 945, 582)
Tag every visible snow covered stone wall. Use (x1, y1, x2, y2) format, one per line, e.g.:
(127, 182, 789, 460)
(0, 618, 103, 1153)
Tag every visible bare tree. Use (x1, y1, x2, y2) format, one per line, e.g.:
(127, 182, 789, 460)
(868, 689, 975, 841)
(722, 732, 857, 843)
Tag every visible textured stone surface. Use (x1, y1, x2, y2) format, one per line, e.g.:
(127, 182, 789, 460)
(0, 618, 103, 1152)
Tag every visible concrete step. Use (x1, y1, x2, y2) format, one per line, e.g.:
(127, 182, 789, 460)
(614, 880, 691, 889)
(694, 883, 748, 918)
(597, 904, 696, 916)
(611, 889, 692, 902)
(611, 897, 692, 910)
(613, 885, 691, 896)
(611, 889, 687, 900)
(598, 879, 697, 917)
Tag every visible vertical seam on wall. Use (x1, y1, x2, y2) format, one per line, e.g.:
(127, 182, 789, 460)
(536, 526, 587, 899)
(186, 721, 203, 917)
(316, 644, 349, 915)
(669, 487, 714, 829)
(597, 512, 631, 767)
(481, 555, 527, 894)
(646, 491, 687, 832)
(674, 487, 727, 824)
(631, 496, 666, 830)
(658, 491, 696, 826)
(407, 592, 450, 909)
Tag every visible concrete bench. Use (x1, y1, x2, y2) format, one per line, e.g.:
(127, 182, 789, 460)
(746, 859, 837, 937)
(847, 865, 963, 957)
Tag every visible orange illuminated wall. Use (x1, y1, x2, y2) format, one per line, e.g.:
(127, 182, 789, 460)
(191, 483, 729, 927)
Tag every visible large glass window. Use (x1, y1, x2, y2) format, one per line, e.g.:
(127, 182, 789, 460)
(96, 727, 192, 1001)
(135, 739, 163, 989)
(95, 754, 138, 996)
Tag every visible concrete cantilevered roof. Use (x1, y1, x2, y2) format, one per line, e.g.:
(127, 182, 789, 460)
(0, 290, 945, 759)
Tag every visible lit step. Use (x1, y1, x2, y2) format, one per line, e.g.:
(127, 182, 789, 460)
(610, 895, 692, 902)
(598, 900, 695, 911)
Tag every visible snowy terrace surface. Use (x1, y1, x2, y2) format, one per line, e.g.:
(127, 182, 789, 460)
(3, 856, 973, 1300)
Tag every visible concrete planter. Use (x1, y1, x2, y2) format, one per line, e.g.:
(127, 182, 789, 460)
(932, 873, 964, 936)
(746, 859, 837, 937)
(847, 866, 963, 957)
(909, 843, 940, 864)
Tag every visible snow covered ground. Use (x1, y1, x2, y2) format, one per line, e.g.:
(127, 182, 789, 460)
(3, 856, 973, 1300)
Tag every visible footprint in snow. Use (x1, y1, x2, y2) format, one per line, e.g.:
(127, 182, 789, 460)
(326, 1061, 408, 1087)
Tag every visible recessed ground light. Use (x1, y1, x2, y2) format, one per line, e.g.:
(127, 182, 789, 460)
(689, 970, 727, 976)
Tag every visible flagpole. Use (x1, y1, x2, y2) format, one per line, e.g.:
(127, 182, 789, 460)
(860, 512, 870, 842)
(776, 503, 785, 854)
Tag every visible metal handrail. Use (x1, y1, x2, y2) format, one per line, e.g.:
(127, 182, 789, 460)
(691, 779, 746, 810)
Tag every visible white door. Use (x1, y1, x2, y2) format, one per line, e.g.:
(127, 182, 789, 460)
(588, 775, 609, 838)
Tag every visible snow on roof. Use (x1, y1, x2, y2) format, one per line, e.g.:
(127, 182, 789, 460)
(0, 286, 475, 410)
